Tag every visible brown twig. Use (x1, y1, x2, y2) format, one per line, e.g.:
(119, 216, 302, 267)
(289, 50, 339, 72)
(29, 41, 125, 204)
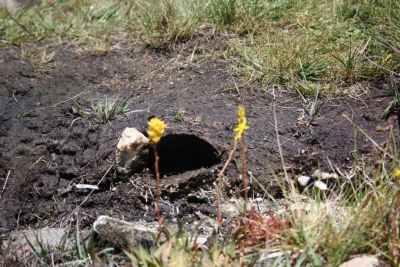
(241, 141, 249, 217)
(272, 90, 295, 193)
(216, 141, 238, 228)
(154, 149, 164, 230)
(390, 190, 400, 266)
(240, 141, 248, 267)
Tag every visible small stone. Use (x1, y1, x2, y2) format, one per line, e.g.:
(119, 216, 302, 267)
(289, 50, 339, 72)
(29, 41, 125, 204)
(115, 127, 150, 174)
(314, 180, 328, 191)
(338, 255, 379, 267)
(297, 175, 311, 186)
(313, 169, 339, 180)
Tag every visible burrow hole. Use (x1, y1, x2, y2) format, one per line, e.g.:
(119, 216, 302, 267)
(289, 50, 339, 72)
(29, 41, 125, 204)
(148, 134, 221, 176)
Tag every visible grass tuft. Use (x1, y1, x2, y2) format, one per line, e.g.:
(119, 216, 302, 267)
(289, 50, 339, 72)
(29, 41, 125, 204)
(132, 0, 201, 49)
(90, 95, 130, 122)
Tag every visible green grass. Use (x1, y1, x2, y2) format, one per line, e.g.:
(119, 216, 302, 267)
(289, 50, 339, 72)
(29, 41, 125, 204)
(131, 0, 201, 49)
(90, 95, 131, 122)
(0, 0, 134, 44)
(225, 1, 381, 93)
(1, 0, 399, 93)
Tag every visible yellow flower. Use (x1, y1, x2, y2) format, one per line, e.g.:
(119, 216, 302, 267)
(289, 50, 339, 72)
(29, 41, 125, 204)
(234, 105, 249, 142)
(147, 117, 166, 144)
(393, 169, 400, 179)
(381, 54, 392, 65)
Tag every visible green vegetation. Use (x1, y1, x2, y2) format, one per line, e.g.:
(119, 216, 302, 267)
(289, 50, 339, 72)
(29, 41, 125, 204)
(1, 0, 399, 93)
(173, 107, 186, 122)
(90, 95, 131, 122)
(0, 0, 133, 44)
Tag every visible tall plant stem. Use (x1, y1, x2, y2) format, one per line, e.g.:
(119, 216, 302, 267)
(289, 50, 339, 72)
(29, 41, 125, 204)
(241, 141, 248, 217)
(216, 141, 238, 228)
(154, 149, 163, 230)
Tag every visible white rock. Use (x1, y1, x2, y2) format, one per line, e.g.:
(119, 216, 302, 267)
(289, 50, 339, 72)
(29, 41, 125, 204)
(338, 255, 379, 267)
(314, 180, 328, 191)
(115, 127, 149, 174)
(297, 175, 311, 186)
(313, 169, 339, 180)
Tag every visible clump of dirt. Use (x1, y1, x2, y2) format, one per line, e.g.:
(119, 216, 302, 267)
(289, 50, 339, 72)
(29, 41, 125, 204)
(0, 36, 396, 235)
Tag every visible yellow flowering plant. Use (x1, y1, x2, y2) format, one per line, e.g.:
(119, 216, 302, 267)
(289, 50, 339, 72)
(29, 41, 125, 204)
(234, 105, 249, 143)
(216, 105, 250, 228)
(147, 117, 166, 230)
(147, 117, 166, 144)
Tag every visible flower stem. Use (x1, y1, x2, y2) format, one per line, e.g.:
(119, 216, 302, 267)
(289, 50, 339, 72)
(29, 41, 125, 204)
(241, 141, 248, 217)
(154, 149, 163, 230)
(216, 141, 238, 228)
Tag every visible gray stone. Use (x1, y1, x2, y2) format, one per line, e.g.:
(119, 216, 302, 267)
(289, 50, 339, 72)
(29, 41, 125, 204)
(2, 227, 70, 262)
(339, 255, 379, 267)
(93, 215, 157, 248)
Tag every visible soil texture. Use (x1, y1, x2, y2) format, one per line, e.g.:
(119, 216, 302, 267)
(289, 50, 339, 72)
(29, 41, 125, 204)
(0, 36, 396, 235)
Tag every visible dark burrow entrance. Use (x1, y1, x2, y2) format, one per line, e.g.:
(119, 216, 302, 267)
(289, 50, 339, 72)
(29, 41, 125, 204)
(148, 134, 221, 176)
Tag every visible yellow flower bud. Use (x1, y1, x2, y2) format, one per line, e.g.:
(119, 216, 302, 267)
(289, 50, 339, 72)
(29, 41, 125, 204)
(393, 169, 400, 179)
(234, 105, 249, 142)
(147, 117, 166, 144)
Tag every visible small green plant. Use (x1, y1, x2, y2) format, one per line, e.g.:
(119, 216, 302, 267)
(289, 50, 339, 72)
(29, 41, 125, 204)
(296, 58, 328, 82)
(91, 95, 130, 122)
(173, 107, 186, 122)
(332, 37, 364, 82)
(306, 90, 326, 125)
